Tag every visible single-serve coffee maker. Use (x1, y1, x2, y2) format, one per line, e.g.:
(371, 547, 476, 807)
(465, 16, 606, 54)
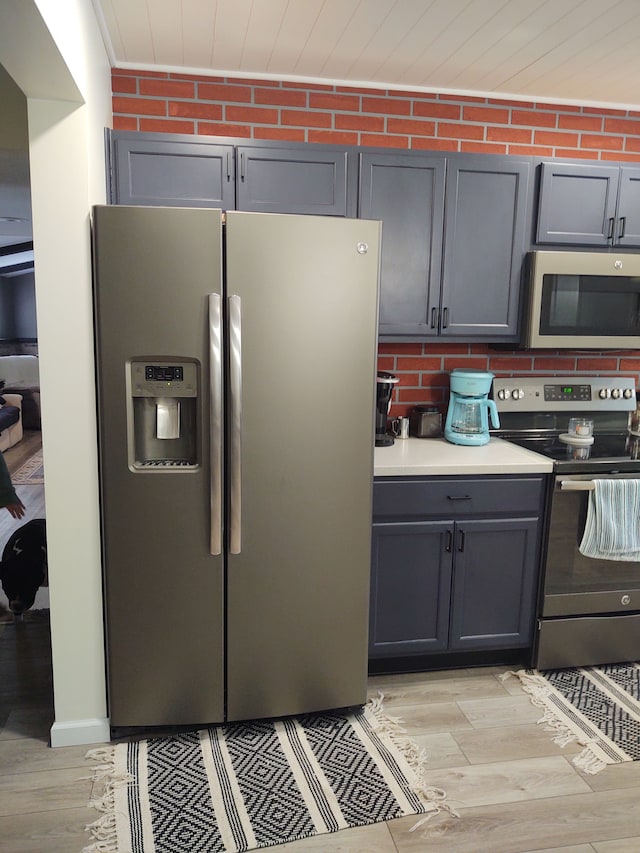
(127, 358, 198, 468)
(375, 371, 399, 446)
(444, 368, 499, 446)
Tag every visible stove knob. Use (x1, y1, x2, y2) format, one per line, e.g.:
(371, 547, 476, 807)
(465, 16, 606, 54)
(511, 388, 524, 400)
(612, 388, 621, 399)
(497, 388, 511, 400)
(599, 388, 610, 399)
(624, 388, 634, 399)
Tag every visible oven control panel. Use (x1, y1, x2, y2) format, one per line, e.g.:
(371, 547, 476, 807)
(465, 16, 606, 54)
(493, 376, 636, 412)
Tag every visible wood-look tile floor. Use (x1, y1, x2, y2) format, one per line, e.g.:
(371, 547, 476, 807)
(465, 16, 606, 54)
(2, 633, 640, 853)
(1, 438, 639, 851)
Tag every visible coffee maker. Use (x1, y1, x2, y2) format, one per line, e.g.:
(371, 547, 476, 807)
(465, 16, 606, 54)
(444, 368, 499, 446)
(375, 371, 399, 446)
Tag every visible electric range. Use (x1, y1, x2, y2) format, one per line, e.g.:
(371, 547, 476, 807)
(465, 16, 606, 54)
(492, 375, 640, 670)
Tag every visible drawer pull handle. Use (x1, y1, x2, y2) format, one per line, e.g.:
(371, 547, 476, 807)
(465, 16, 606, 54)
(447, 494, 472, 501)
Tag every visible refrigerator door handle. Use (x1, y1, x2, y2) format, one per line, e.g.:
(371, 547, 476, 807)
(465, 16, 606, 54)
(229, 294, 242, 554)
(209, 293, 223, 555)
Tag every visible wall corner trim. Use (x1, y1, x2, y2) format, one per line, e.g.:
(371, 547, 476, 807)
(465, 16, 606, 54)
(50, 717, 110, 748)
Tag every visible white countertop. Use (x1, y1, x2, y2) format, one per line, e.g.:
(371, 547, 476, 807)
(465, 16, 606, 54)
(374, 436, 553, 477)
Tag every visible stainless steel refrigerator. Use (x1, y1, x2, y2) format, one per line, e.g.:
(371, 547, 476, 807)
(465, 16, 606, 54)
(91, 204, 381, 729)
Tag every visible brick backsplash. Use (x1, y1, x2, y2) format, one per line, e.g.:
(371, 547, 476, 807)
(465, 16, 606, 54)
(378, 344, 640, 418)
(111, 70, 640, 415)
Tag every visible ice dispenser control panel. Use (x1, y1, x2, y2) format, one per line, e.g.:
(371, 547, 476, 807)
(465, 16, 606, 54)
(131, 362, 197, 397)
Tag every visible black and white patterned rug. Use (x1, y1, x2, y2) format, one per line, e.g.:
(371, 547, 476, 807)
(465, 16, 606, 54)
(84, 698, 455, 852)
(513, 662, 640, 774)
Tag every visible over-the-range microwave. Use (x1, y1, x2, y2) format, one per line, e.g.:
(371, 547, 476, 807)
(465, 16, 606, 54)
(523, 250, 640, 349)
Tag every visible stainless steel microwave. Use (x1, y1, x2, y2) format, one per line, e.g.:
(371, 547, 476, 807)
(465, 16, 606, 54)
(523, 250, 640, 349)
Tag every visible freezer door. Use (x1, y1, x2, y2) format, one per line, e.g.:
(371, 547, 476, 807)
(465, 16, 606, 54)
(224, 211, 381, 721)
(93, 205, 225, 727)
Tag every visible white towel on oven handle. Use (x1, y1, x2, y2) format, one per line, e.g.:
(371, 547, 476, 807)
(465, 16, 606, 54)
(579, 478, 640, 561)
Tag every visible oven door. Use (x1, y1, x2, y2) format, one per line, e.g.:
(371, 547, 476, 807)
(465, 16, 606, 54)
(543, 473, 640, 617)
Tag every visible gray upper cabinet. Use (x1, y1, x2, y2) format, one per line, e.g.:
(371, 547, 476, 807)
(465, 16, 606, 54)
(441, 156, 531, 340)
(112, 135, 236, 209)
(358, 151, 445, 338)
(536, 161, 640, 247)
(236, 146, 350, 215)
(110, 131, 352, 216)
(359, 151, 531, 342)
(614, 168, 640, 246)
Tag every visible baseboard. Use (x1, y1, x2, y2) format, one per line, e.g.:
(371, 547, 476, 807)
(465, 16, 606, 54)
(50, 717, 111, 748)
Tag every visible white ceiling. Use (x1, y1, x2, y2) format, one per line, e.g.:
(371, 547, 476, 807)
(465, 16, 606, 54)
(96, 0, 640, 108)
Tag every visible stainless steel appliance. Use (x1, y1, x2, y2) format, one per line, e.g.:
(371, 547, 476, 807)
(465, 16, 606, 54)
(409, 406, 442, 438)
(494, 375, 640, 669)
(523, 251, 640, 349)
(92, 205, 381, 729)
(444, 369, 499, 446)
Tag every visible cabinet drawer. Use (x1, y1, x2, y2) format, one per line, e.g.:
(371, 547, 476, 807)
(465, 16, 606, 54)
(373, 477, 543, 519)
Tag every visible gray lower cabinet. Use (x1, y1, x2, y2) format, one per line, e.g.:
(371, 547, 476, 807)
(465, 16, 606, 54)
(109, 131, 352, 215)
(536, 160, 640, 247)
(369, 475, 545, 659)
(359, 151, 531, 341)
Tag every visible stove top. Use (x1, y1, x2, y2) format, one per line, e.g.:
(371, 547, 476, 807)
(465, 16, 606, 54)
(492, 375, 640, 473)
(506, 432, 640, 473)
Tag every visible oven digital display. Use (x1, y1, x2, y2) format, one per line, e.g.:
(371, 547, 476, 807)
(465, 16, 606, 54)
(544, 383, 592, 402)
(145, 365, 184, 382)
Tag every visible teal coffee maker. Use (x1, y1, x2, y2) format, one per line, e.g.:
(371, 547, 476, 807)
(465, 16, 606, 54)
(444, 369, 500, 446)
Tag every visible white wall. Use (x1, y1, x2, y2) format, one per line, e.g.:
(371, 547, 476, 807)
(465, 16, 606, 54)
(0, 0, 112, 745)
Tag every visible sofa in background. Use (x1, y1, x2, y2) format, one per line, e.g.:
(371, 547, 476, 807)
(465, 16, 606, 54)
(0, 355, 40, 429)
(0, 393, 23, 452)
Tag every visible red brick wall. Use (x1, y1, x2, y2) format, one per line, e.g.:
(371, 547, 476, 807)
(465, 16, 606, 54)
(112, 70, 640, 416)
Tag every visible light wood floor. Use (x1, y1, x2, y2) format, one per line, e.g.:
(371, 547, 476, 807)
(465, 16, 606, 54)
(1, 437, 639, 851)
(1, 641, 640, 852)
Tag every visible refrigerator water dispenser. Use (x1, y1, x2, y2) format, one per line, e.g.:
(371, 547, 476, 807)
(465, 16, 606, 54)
(128, 360, 198, 469)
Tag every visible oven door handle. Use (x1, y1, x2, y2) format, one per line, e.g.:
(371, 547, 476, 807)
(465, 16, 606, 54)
(558, 478, 595, 491)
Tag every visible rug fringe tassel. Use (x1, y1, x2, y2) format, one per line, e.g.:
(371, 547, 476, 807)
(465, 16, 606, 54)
(368, 692, 460, 823)
(502, 670, 608, 776)
(82, 745, 133, 853)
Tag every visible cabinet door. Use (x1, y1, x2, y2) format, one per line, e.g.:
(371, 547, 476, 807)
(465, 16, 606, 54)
(441, 155, 531, 340)
(358, 152, 445, 339)
(113, 135, 236, 208)
(536, 161, 619, 245)
(615, 167, 640, 247)
(449, 518, 540, 650)
(236, 146, 350, 215)
(369, 521, 452, 657)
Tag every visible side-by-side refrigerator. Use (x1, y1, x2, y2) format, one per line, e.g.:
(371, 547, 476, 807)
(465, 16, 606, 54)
(92, 205, 381, 729)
